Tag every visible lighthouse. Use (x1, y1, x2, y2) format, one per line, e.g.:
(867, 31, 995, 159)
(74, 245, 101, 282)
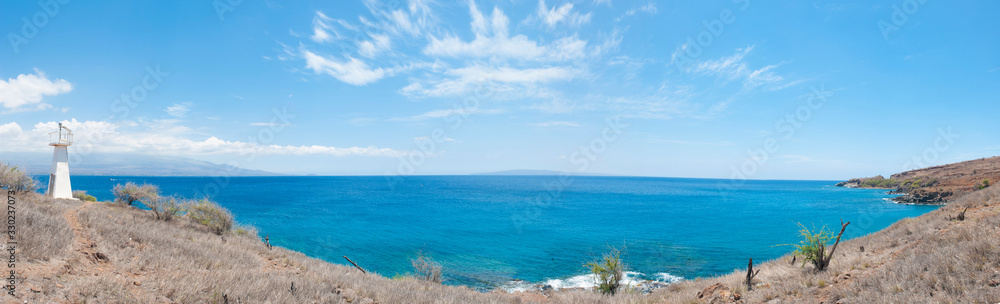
(46, 123, 75, 199)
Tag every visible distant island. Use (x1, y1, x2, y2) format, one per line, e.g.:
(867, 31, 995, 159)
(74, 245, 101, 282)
(473, 169, 615, 176)
(4, 156, 999, 302)
(836, 156, 999, 204)
(0, 152, 280, 176)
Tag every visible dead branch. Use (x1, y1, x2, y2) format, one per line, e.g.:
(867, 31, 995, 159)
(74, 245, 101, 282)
(745, 258, 761, 291)
(343, 255, 366, 274)
(819, 219, 850, 270)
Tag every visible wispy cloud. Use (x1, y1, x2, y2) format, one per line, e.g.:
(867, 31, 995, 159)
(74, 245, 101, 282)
(0, 69, 72, 111)
(311, 11, 354, 43)
(166, 103, 192, 118)
(689, 45, 794, 90)
(626, 2, 657, 16)
(534, 0, 592, 28)
(402, 65, 578, 97)
(528, 121, 580, 127)
(423, 2, 590, 61)
(0, 119, 408, 157)
(389, 107, 504, 121)
(648, 139, 734, 146)
(248, 122, 291, 127)
(302, 50, 388, 85)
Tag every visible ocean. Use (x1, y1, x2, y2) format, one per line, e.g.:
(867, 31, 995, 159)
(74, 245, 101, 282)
(57, 175, 937, 291)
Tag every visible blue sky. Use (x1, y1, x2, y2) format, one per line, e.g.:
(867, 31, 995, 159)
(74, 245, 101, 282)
(0, 0, 998, 179)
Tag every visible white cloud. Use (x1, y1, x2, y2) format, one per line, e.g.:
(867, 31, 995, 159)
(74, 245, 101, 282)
(536, 0, 592, 28)
(648, 138, 734, 146)
(311, 11, 355, 43)
(423, 1, 589, 61)
(690, 46, 789, 90)
(414, 136, 458, 142)
(0, 120, 408, 157)
(358, 33, 392, 58)
(390, 107, 504, 121)
(303, 50, 387, 85)
(248, 122, 291, 127)
(0, 69, 72, 110)
(166, 103, 192, 118)
(401, 65, 578, 97)
(626, 2, 657, 15)
(528, 121, 580, 127)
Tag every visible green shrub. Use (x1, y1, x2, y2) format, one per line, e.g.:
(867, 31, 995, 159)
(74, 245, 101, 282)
(186, 199, 234, 235)
(112, 182, 160, 207)
(793, 223, 832, 269)
(977, 179, 990, 190)
(72, 190, 97, 202)
(411, 251, 443, 283)
(147, 195, 185, 221)
(0, 163, 38, 193)
(792, 221, 849, 271)
(232, 224, 259, 238)
(586, 246, 627, 295)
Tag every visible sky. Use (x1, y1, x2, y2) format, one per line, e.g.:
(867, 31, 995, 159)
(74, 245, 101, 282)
(0, 0, 998, 179)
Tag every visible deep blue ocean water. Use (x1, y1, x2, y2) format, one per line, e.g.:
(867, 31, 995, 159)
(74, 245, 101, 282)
(49, 175, 937, 290)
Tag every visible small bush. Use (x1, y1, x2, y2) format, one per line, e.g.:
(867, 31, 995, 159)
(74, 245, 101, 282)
(792, 221, 849, 271)
(187, 199, 234, 235)
(411, 251, 443, 283)
(793, 224, 833, 269)
(233, 224, 259, 238)
(0, 162, 38, 193)
(148, 195, 185, 221)
(977, 179, 990, 190)
(586, 246, 627, 295)
(72, 190, 97, 202)
(112, 182, 160, 207)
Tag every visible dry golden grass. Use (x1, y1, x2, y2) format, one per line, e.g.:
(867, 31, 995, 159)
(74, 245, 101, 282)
(643, 185, 1000, 304)
(7, 185, 1000, 303)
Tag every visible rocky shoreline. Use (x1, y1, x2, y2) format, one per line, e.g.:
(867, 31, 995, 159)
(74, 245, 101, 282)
(835, 156, 1000, 205)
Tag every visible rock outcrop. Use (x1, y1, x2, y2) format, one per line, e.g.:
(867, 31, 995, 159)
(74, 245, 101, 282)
(836, 156, 1000, 204)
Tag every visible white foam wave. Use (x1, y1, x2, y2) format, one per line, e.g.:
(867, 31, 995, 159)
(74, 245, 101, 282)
(505, 271, 682, 292)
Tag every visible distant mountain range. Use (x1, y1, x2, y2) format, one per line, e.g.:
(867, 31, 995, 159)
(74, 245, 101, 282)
(0, 153, 280, 176)
(473, 169, 615, 176)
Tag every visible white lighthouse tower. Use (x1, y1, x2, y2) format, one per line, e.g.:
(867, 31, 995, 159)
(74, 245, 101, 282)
(46, 123, 75, 199)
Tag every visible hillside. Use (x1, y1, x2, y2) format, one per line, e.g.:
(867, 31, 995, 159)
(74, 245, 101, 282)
(836, 156, 1000, 204)
(5, 159, 1000, 303)
(0, 153, 280, 176)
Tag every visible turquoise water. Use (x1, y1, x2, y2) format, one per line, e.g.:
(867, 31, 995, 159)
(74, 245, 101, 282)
(55, 175, 937, 290)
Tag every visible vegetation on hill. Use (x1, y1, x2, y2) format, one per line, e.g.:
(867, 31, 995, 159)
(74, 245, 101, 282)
(837, 156, 1000, 204)
(4, 160, 1000, 303)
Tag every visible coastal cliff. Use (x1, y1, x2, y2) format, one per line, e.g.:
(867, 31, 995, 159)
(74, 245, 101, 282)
(836, 156, 1000, 204)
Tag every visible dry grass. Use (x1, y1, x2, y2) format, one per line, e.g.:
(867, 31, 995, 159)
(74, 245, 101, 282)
(8, 183, 1000, 303)
(645, 185, 1000, 304)
(12, 193, 74, 262)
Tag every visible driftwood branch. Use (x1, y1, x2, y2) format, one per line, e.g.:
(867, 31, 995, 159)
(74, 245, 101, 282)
(343, 256, 366, 274)
(819, 219, 850, 270)
(745, 258, 761, 291)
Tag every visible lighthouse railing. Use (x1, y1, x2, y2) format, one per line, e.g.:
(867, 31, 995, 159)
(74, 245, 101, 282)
(48, 131, 73, 145)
